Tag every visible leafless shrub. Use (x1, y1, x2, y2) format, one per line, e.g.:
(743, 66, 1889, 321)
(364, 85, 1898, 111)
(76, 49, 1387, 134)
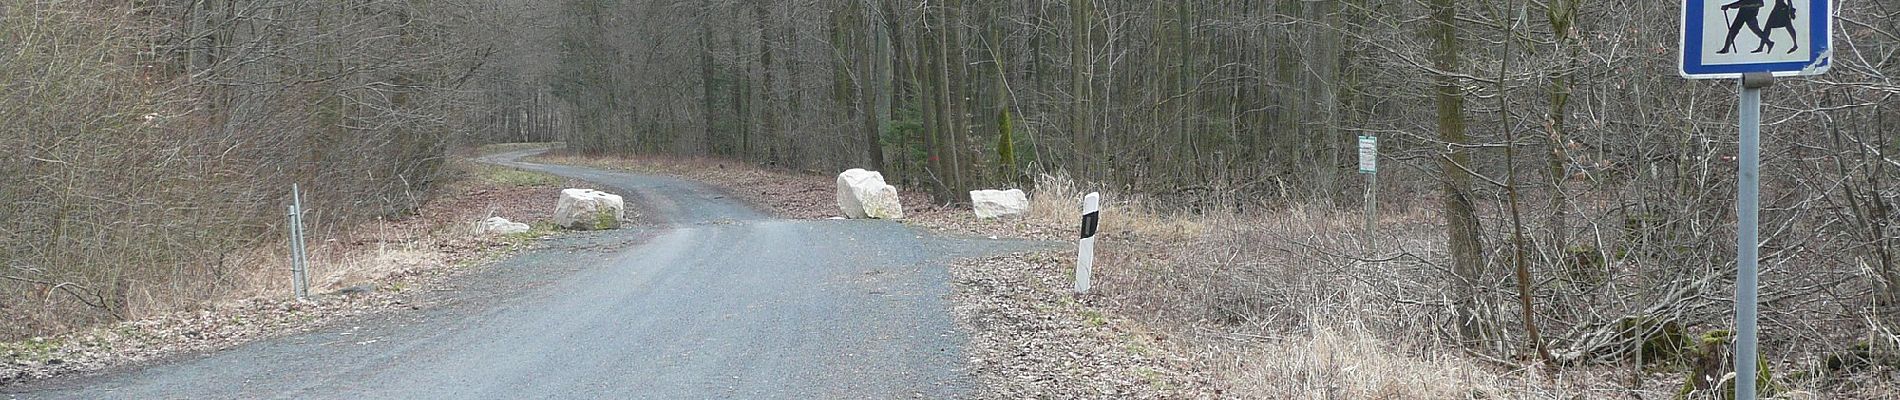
(0, 0, 500, 340)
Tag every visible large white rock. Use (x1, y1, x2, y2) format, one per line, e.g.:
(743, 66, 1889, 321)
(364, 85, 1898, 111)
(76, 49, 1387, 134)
(836, 169, 904, 219)
(480, 216, 532, 235)
(970, 189, 1030, 219)
(554, 188, 625, 230)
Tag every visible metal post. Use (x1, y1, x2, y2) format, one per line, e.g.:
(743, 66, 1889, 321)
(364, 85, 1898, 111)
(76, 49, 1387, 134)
(1364, 172, 1378, 251)
(290, 184, 309, 301)
(1735, 71, 1772, 400)
(1358, 135, 1379, 252)
(1075, 192, 1100, 293)
(287, 204, 298, 299)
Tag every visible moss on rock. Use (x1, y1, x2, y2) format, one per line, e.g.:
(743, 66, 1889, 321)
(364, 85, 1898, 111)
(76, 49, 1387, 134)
(1675, 329, 1782, 400)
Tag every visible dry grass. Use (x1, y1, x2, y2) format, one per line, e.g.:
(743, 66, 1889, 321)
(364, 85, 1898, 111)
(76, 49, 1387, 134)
(1026, 175, 1899, 399)
(2, 158, 610, 385)
(1018, 175, 1635, 399)
(1225, 322, 1508, 399)
(950, 253, 1216, 399)
(1025, 172, 1207, 243)
(188, 159, 606, 306)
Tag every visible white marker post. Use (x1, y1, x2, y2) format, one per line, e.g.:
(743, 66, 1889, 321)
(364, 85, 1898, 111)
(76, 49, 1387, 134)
(1074, 192, 1100, 293)
(1679, 1, 1830, 397)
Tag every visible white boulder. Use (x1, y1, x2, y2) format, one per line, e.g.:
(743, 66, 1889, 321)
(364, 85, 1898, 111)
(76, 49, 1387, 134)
(970, 189, 1030, 219)
(480, 217, 532, 235)
(554, 188, 624, 230)
(836, 169, 904, 219)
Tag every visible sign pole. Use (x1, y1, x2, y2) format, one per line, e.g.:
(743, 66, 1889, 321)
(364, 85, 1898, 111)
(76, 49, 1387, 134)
(292, 184, 310, 301)
(1364, 172, 1377, 248)
(1734, 71, 1772, 400)
(1680, 0, 1825, 394)
(1358, 136, 1378, 252)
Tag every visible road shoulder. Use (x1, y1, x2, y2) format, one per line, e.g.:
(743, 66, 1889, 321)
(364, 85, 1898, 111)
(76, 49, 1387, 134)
(2, 150, 641, 389)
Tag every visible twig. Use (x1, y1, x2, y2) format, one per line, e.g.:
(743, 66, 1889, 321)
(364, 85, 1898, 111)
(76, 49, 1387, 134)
(0, 275, 124, 320)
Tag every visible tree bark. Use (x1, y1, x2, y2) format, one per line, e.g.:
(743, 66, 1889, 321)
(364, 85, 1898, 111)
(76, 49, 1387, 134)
(1429, 0, 1487, 343)
(1545, 0, 1580, 258)
(1068, 0, 1093, 179)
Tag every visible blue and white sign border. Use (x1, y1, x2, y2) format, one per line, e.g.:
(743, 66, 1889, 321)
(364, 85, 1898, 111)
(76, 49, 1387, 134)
(1679, 0, 1833, 79)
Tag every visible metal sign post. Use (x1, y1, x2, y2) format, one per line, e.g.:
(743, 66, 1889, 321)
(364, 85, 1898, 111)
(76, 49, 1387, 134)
(1734, 72, 1772, 399)
(1680, 0, 1828, 397)
(288, 184, 310, 301)
(1358, 136, 1378, 250)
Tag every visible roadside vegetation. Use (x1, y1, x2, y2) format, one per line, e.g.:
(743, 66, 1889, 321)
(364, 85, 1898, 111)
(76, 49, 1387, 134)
(2, 146, 612, 385)
(5, 0, 1896, 397)
(0, 1, 514, 341)
(540, 153, 1897, 398)
(517, 0, 1899, 397)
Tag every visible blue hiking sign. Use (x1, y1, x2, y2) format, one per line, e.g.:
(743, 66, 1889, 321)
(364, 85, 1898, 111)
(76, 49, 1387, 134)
(1680, 0, 1832, 79)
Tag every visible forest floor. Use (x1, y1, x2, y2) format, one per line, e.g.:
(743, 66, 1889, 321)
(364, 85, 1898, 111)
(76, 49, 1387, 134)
(0, 145, 628, 387)
(525, 151, 1894, 399)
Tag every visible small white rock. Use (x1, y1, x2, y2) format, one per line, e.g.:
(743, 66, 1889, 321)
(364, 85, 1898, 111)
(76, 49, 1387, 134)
(969, 189, 1030, 219)
(836, 169, 904, 219)
(480, 217, 532, 235)
(554, 188, 625, 230)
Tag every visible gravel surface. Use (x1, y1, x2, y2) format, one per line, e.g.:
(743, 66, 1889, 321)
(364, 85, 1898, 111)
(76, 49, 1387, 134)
(949, 253, 1216, 399)
(520, 151, 1222, 399)
(5, 149, 1054, 399)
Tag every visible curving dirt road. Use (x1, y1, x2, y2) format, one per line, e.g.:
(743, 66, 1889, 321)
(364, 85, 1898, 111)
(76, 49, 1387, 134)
(6, 149, 1046, 399)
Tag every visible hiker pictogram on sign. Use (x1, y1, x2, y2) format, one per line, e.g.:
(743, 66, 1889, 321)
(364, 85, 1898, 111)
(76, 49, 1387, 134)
(1679, 0, 1831, 79)
(1716, 0, 1799, 55)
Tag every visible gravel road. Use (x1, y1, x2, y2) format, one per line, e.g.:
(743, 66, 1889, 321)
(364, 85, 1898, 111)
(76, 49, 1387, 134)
(6, 149, 1048, 399)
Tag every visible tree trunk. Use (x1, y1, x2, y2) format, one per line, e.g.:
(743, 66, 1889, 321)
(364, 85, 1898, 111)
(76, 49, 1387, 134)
(1068, 0, 1093, 179)
(989, 3, 1016, 183)
(937, 0, 967, 198)
(700, 12, 720, 156)
(1429, 0, 1486, 344)
(1545, 0, 1580, 256)
(866, 0, 890, 171)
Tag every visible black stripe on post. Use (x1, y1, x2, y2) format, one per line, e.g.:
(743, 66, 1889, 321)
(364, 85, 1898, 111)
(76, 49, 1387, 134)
(1080, 211, 1099, 239)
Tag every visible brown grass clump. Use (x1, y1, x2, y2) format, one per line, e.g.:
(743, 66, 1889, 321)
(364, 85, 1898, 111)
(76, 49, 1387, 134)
(1225, 322, 1506, 399)
(950, 253, 1216, 399)
(1022, 174, 1613, 398)
(1025, 172, 1207, 244)
(1023, 174, 1899, 398)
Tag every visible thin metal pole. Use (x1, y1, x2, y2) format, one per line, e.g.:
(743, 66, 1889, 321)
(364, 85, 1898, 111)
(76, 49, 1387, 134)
(291, 184, 309, 301)
(1364, 172, 1377, 251)
(1360, 135, 1378, 252)
(1734, 72, 1771, 400)
(287, 204, 300, 300)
